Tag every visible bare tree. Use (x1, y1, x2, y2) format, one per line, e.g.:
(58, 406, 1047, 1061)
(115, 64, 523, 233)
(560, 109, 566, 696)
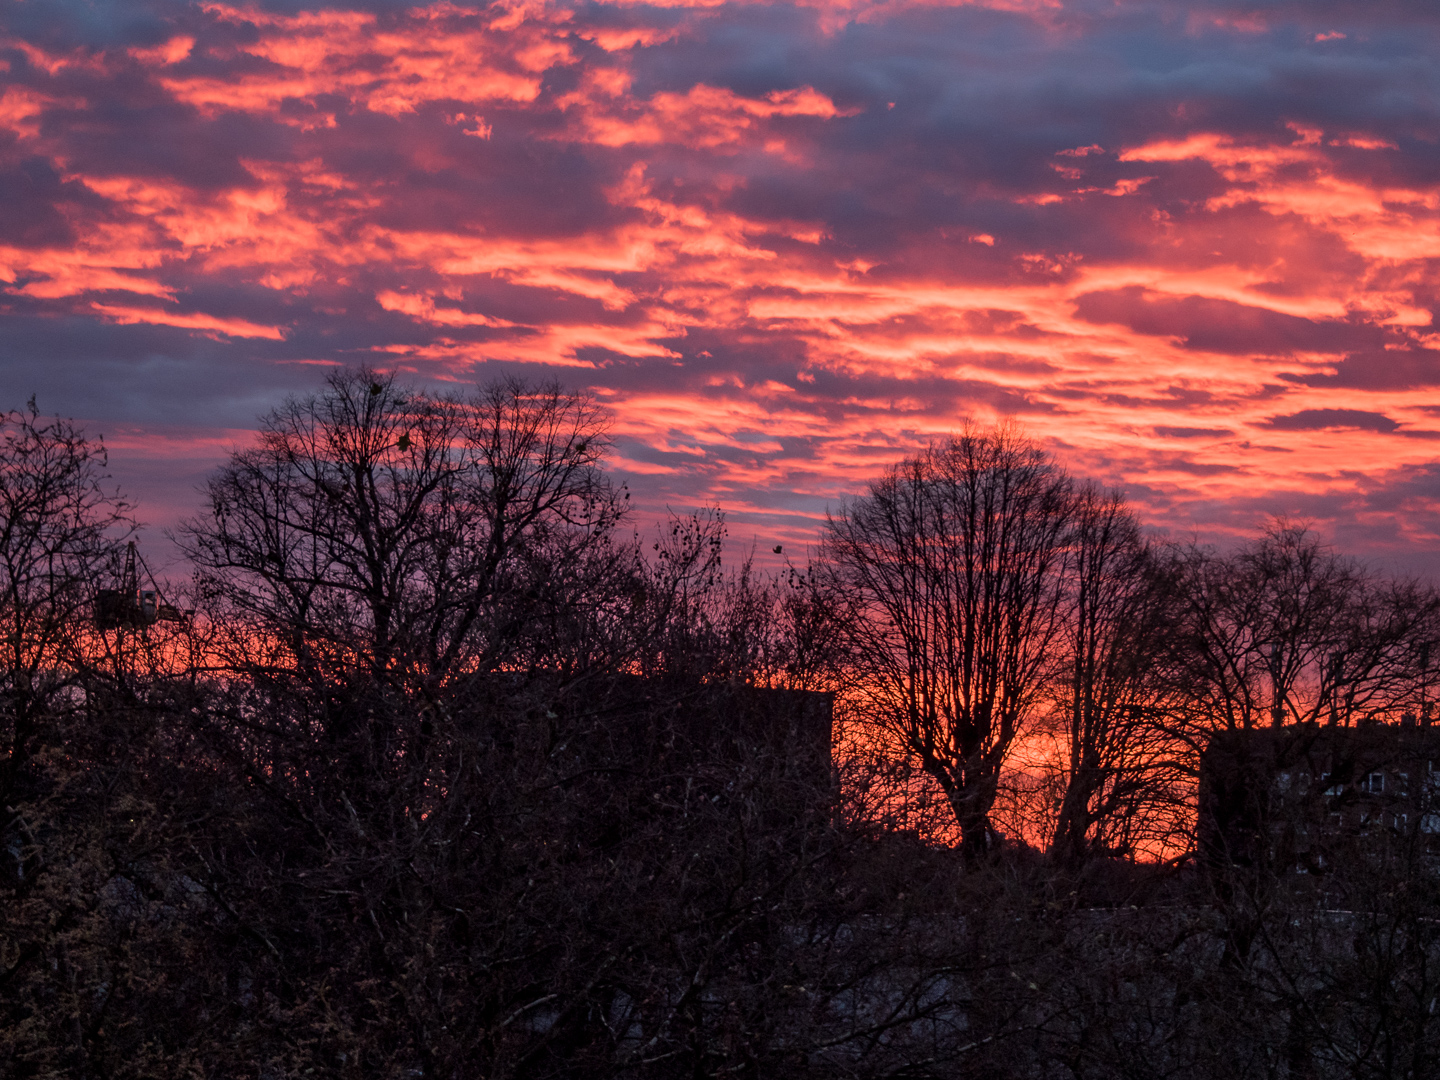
(20, 391, 1440, 1078)
(180, 368, 623, 700)
(1170, 523, 1439, 737)
(1047, 484, 1187, 865)
(0, 399, 133, 802)
(823, 424, 1072, 861)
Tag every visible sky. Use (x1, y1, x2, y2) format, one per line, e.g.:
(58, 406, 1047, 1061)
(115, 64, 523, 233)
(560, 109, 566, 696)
(3, 0, 1440, 573)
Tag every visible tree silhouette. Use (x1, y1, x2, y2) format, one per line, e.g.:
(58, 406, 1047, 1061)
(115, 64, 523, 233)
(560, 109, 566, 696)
(823, 424, 1072, 862)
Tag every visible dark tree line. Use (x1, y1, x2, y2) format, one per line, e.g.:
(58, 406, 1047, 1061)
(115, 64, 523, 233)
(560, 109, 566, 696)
(5, 371, 1440, 1078)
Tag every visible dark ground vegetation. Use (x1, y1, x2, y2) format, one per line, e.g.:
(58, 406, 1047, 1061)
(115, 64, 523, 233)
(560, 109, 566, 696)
(4, 373, 1440, 1078)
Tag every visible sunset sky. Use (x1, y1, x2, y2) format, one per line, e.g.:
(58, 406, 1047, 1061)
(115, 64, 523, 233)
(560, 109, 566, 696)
(4, 0, 1440, 571)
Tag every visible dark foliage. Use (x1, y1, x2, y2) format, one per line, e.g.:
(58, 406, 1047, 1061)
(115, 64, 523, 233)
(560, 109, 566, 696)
(4, 384, 1440, 1078)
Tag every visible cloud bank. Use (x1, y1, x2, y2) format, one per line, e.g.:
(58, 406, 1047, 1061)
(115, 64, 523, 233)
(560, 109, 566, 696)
(2, 0, 1439, 567)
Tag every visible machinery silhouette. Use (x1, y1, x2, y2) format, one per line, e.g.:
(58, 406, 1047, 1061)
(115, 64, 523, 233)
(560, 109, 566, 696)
(94, 540, 191, 629)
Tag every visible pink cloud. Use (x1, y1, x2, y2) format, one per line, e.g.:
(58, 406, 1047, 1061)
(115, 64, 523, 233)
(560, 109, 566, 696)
(3, 0, 1439, 573)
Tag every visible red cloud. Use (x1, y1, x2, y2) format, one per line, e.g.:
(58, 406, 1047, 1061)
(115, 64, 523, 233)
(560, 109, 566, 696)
(3, 0, 1439, 573)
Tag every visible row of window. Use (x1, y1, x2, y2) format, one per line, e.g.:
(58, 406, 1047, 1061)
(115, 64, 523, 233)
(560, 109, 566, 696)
(1273, 761, 1440, 799)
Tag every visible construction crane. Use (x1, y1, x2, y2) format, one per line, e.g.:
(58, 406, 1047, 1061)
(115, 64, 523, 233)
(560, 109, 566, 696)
(94, 540, 191, 628)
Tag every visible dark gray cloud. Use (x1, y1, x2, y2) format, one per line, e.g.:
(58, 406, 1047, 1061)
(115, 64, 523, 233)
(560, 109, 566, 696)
(1280, 349, 1440, 390)
(1262, 409, 1400, 432)
(1154, 425, 1235, 438)
(1074, 287, 1381, 356)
